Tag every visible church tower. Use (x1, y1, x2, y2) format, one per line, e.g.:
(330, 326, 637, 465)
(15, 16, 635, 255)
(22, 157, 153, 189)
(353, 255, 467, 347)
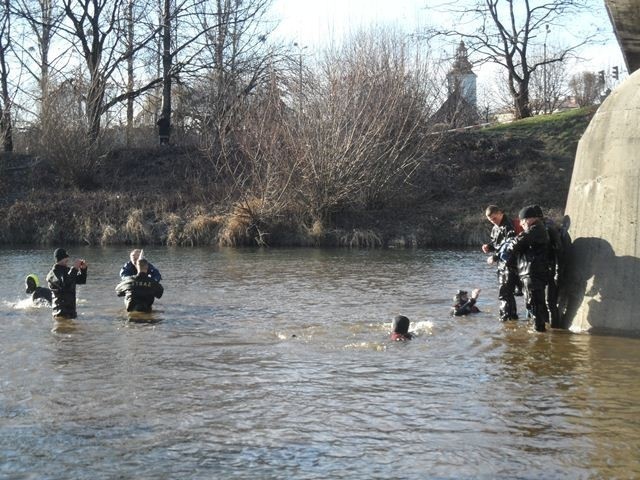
(447, 41, 477, 109)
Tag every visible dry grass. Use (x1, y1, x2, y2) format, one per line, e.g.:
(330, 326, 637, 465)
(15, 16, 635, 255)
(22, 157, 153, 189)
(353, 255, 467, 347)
(0, 104, 591, 248)
(100, 225, 118, 245)
(182, 214, 223, 246)
(218, 198, 267, 247)
(338, 229, 383, 248)
(163, 213, 184, 246)
(123, 209, 152, 244)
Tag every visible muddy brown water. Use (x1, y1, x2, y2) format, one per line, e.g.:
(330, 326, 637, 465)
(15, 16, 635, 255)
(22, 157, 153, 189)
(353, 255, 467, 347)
(1, 246, 639, 479)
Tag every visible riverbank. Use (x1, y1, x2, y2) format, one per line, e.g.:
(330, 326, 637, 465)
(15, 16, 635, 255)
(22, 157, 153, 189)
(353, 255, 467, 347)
(0, 106, 596, 247)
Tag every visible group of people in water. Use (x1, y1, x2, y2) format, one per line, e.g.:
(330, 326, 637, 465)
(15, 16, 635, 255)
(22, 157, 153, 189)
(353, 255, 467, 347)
(25, 248, 164, 320)
(390, 203, 569, 340)
(26, 203, 565, 336)
(482, 204, 568, 333)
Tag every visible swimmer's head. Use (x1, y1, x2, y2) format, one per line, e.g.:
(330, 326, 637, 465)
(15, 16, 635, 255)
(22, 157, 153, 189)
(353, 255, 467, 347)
(25, 274, 39, 294)
(453, 290, 468, 304)
(392, 315, 410, 334)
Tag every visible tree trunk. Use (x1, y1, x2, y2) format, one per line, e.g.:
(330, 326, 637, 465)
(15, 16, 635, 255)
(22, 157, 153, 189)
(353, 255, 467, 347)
(87, 77, 104, 143)
(126, 0, 134, 147)
(159, 0, 172, 144)
(514, 90, 532, 119)
(0, 44, 12, 151)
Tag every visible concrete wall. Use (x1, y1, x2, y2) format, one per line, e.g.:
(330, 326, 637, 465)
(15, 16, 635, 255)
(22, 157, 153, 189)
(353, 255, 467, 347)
(561, 68, 640, 334)
(605, 0, 640, 73)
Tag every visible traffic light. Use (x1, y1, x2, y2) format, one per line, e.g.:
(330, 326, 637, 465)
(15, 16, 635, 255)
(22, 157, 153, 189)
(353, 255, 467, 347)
(612, 66, 619, 80)
(598, 70, 605, 84)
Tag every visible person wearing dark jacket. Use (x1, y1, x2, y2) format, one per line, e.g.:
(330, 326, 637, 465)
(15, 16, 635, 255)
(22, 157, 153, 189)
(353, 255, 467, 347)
(46, 248, 88, 319)
(25, 274, 52, 305)
(505, 205, 550, 332)
(116, 258, 164, 313)
(482, 205, 519, 321)
(542, 215, 565, 328)
(157, 116, 170, 145)
(390, 315, 413, 341)
(451, 289, 481, 316)
(120, 248, 162, 282)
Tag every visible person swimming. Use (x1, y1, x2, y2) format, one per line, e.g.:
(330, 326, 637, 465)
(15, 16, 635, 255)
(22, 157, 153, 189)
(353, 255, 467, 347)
(391, 315, 413, 341)
(451, 288, 481, 316)
(25, 274, 52, 305)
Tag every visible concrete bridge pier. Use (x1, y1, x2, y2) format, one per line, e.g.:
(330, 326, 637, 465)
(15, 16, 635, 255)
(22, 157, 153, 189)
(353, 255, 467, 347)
(561, 68, 640, 334)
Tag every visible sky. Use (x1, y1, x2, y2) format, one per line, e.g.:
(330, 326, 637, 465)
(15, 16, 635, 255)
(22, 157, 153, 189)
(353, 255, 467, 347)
(269, 0, 627, 96)
(271, 0, 433, 48)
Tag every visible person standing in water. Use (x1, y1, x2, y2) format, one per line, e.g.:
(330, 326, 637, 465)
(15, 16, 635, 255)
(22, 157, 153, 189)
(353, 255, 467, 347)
(46, 248, 88, 320)
(505, 205, 550, 332)
(116, 258, 164, 313)
(482, 205, 519, 322)
(120, 248, 162, 282)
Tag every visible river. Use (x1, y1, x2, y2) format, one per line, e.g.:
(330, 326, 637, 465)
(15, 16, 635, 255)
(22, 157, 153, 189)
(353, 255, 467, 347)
(1, 246, 639, 479)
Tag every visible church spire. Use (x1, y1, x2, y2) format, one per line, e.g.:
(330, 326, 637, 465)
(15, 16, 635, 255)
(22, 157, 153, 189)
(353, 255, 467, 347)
(450, 41, 474, 75)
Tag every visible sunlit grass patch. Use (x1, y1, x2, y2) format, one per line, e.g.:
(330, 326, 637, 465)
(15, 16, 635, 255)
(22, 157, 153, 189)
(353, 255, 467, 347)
(100, 225, 118, 245)
(123, 209, 151, 244)
(182, 214, 222, 246)
(218, 198, 269, 247)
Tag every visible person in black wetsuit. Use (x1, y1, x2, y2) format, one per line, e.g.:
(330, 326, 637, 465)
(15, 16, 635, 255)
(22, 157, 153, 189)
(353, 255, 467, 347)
(482, 205, 519, 322)
(539, 213, 567, 328)
(451, 289, 481, 316)
(46, 248, 88, 319)
(505, 205, 550, 332)
(390, 315, 413, 341)
(25, 274, 52, 305)
(116, 258, 164, 313)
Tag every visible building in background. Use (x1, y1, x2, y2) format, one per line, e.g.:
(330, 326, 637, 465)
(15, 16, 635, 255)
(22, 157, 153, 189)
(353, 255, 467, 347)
(430, 41, 480, 129)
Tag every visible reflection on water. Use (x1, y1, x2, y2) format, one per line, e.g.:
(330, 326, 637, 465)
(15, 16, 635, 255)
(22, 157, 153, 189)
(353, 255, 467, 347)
(1, 246, 639, 479)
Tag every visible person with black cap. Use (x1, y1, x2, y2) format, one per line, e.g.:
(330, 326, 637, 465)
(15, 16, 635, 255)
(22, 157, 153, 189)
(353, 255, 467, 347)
(390, 315, 413, 341)
(481, 205, 519, 322)
(504, 205, 550, 332)
(46, 248, 88, 319)
(115, 258, 164, 313)
(451, 288, 481, 316)
(25, 274, 52, 305)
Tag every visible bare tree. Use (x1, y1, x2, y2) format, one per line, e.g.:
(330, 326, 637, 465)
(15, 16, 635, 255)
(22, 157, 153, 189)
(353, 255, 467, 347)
(429, 0, 601, 119)
(158, 0, 171, 142)
(569, 71, 600, 107)
(125, 0, 134, 146)
(0, 0, 13, 151)
(60, 0, 162, 141)
(11, 0, 66, 129)
(231, 66, 301, 234)
(528, 46, 569, 114)
(294, 29, 441, 224)
(181, 0, 276, 152)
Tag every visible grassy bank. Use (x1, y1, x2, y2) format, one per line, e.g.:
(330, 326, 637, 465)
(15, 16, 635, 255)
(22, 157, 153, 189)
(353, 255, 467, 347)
(0, 106, 596, 248)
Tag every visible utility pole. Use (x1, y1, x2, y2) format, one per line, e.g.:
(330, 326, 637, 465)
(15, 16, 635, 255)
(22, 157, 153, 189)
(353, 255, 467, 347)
(543, 24, 550, 114)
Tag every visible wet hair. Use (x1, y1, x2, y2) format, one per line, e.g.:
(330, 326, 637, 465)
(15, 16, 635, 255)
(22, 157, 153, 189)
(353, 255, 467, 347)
(453, 289, 468, 304)
(485, 205, 502, 216)
(392, 315, 410, 334)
